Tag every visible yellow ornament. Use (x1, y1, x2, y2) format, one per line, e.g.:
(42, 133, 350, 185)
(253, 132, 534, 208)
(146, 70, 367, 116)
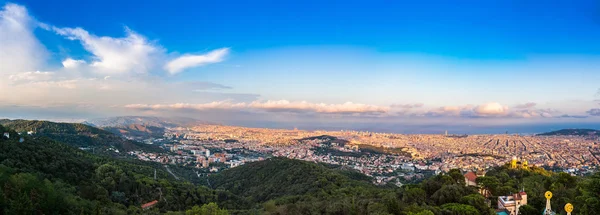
(545, 191, 552, 199)
(565, 203, 573, 213)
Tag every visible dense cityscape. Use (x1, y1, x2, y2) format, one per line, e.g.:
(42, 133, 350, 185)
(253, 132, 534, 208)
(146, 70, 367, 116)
(126, 124, 600, 186)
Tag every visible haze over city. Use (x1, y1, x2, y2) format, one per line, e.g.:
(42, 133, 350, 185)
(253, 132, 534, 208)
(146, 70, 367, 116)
(2, 0, 600, 133)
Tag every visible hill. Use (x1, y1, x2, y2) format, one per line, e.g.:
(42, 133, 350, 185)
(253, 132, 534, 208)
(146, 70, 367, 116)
(0, 122, 496, 215)
(85, 116, 215, 128)
(209, 157, 373, 202)
(299, 135, 350, 145)
(102, 123, 166, 139)
(536, 128, 600, 136)
(0, 119, 162, 155)
(0, 124, 240, 214)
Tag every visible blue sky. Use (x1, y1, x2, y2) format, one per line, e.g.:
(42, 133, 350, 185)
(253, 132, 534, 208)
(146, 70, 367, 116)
(1, 0, 600, 132)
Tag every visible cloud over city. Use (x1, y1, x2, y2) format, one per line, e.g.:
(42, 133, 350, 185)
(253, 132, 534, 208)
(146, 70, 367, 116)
(1, 2, 599, 125)
(125, 100, 390, 115)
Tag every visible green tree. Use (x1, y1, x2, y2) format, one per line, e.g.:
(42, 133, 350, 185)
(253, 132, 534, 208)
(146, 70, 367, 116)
(448, 169, 466, 185)
(431, 184, 473, 205)
(460, 194, 493, 215)
(403, 188, 427, 205)
(518, 205, 538, 215)
(407, 210, 435, 215)
(440, 203, 480, 215)
(186, 203, 228, 215)
(476, 176, 500, 195)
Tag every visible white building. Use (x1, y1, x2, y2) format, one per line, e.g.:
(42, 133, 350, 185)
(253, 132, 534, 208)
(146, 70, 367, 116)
(497, 191, 527, 215)
(206, 149, 210, 157)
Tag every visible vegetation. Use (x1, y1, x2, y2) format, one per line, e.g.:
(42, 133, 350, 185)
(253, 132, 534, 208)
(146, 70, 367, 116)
(4, 121, 600, 214)
(299, 135, 349, 145)
(357, 144, 412, 158)
(475, 164, 600, 214)
(0, 119, 162, 155)
(537, 128, 600, 136)
(103, 124, 166, 139)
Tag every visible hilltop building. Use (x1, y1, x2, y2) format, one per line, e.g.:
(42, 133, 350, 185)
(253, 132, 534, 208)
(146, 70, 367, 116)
(497, 191, 527, 215)
(510, 156, 528, 170)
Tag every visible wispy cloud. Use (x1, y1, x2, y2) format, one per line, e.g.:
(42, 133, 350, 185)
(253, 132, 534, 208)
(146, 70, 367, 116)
(62, 58, 86, 69)
(390, 103, 424, 109)
(125, 100, 390, 115)
(514, 102, 536, 109)
(473, 102, 509, 116)
(51, 26, 162, 74)
(1, 2, 599, 125)
(588, 108, 600, 116)
(0, 3, 47, 74)
(45, 19, 227, 75)
(425, 102, 556, 118)
(165, 48, 229, 74)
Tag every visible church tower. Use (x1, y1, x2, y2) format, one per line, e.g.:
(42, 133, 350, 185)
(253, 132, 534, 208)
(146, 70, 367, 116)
(564, 203, 573, 215)
(511, 156, 518, 169)
(544, 191, 556, 215)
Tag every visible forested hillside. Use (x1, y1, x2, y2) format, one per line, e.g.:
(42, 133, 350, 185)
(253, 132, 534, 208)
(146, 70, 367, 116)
(103, 124, 166, 139)
(0, 119, 162, 155)
(0, 124, 239, 214)
(537, 128, 600, 136)
(3, 122, 600, 214)
(0, 123, 491, 214)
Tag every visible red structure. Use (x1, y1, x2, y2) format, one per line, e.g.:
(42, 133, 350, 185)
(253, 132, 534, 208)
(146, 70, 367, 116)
(141, 200, 158, 210)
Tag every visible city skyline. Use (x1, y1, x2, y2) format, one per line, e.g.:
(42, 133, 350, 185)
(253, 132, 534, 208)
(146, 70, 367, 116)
(2, 1, 600, 132)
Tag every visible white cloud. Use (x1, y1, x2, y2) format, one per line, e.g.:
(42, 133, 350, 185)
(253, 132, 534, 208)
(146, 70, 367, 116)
(125, 100, 389, 115)
(514, 102, 537, 109)
(0, 3, 47, 74)
(390, 103, 424, 109)
(62, 58, 86, 68)
(1, 2, 596, 124)
(52, 26, 161, 74)
(425, 102, 564, 118)
(8, 71, 53, 83)
(425, 105, 474, 117)
(164, 48, 229, 74)
(473, 102, 509, 116)
(50, 25, 229, 75)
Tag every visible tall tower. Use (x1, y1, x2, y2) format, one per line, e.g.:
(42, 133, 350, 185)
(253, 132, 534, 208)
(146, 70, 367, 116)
(564, 203, 573, 215)
(544, 191, 555, 215)
(206, 149, 210, 157)
(511, 156, 518, 169)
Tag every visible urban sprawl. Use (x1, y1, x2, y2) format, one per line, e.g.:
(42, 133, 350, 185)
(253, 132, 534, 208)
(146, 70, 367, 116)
(127, 125, 600, 185)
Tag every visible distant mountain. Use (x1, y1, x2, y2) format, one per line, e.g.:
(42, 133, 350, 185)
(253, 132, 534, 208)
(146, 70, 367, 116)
(0, 119, 162, 155)
(536, 128, 600, 136)
(102, 124, 166, 139)
(85, 116, 215, 128)
(85, 116, 216, 140)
